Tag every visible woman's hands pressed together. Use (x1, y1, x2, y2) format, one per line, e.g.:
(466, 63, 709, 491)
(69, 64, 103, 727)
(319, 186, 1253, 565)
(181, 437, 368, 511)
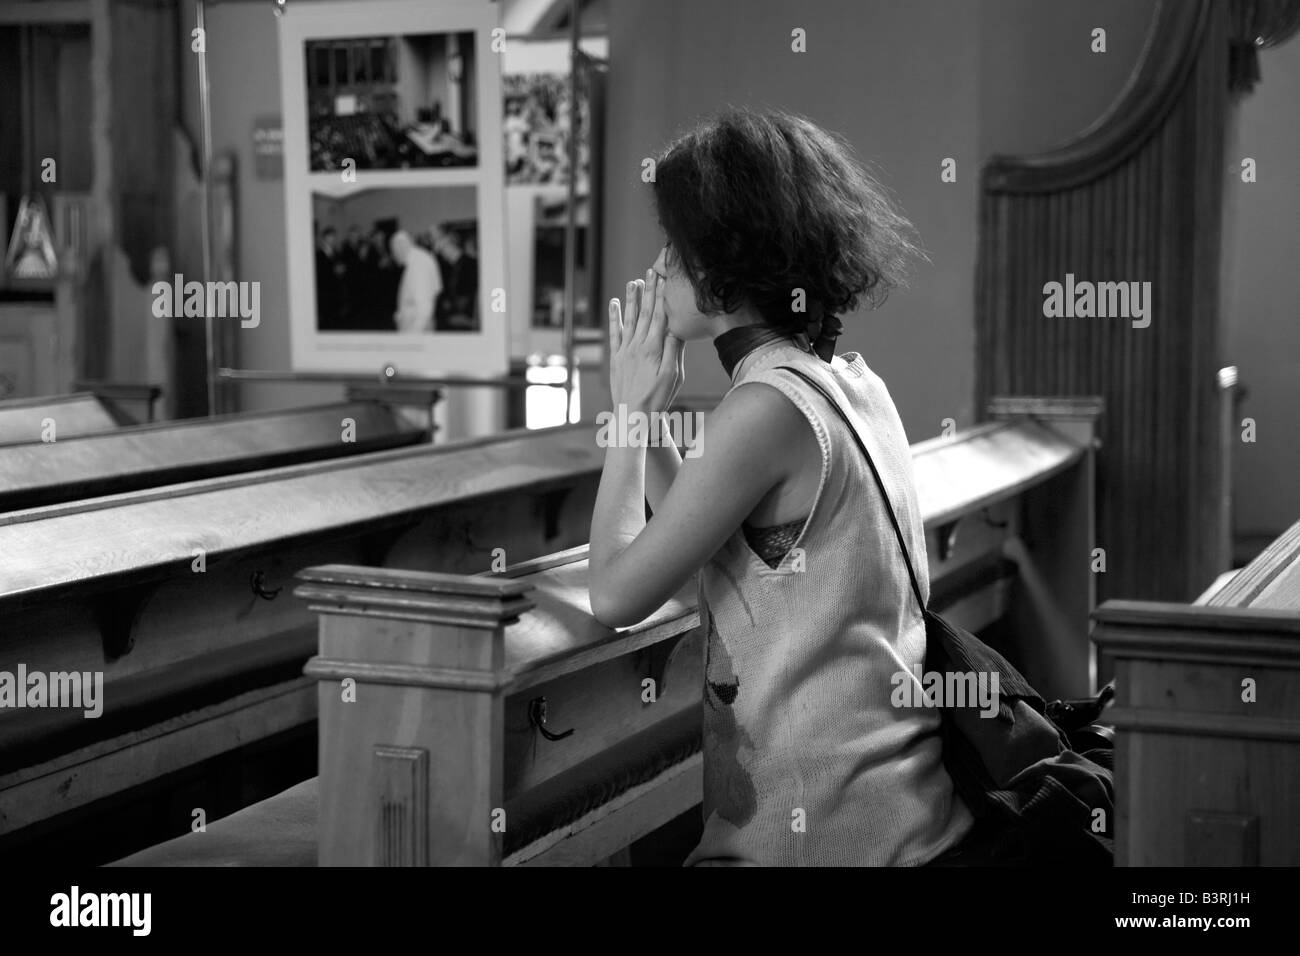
(590, 264, 804, 628)
(608, 267, 684, 417)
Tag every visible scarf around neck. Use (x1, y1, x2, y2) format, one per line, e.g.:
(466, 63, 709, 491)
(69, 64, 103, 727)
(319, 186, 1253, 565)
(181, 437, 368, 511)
(713, 313, 842, 378)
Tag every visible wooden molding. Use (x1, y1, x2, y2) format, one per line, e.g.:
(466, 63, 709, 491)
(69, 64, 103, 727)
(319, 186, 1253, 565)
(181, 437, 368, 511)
(295, 565, 535, 627)
(1106, 706, 1300, 742)
(373, 746, 428, 867)
(489, 544, 590, 579)
(982, 0, 1210, 193)
(986, 395, 1105, 422)
(304, 658, 508, 693)
(1094, 599, 1300, 636)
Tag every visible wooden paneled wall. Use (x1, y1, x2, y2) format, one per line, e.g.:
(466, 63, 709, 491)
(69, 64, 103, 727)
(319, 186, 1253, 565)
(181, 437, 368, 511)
(975, 0, 1230, 602)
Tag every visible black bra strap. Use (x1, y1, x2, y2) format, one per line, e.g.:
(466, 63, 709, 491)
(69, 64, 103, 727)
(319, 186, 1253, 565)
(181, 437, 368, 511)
(775, 365, 927, 615)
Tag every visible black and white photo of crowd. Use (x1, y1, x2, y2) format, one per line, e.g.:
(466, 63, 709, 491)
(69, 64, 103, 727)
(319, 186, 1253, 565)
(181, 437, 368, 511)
(313, 187, 479, 334)
(503, 71, 590, 189)
(306, 32, 478, 172)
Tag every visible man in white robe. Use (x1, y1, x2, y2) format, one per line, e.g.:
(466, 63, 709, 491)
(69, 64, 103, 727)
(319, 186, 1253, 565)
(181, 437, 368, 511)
(389, 230, 440, 332)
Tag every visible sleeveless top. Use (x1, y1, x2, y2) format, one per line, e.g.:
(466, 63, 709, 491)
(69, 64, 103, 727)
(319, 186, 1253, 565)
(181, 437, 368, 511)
(683, 338, 974, 866)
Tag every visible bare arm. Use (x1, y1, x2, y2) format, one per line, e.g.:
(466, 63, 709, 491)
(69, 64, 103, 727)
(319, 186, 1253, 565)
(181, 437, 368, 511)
(644, 415, 684, 514)
(588, 268, 803, 627)
(589, 383, 801, 627)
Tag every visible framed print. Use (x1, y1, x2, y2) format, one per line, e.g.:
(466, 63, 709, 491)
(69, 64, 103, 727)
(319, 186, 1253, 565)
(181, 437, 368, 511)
(311, 185, 480, 333)
(279, 0, 506, 376)
(500, 37, 606, 360)
(530, 193, 589, 331)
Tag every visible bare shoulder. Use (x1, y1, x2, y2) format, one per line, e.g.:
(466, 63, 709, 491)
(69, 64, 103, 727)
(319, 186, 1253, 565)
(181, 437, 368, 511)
(704, 381, 817, 470)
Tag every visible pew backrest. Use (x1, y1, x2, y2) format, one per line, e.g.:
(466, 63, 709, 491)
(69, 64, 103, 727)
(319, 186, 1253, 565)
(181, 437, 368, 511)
(0, 400, 426, 511)
(0, 391, 119, 444)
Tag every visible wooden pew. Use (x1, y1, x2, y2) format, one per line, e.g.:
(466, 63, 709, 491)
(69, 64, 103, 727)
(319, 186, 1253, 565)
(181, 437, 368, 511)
(0, 391, 122, 443)
(0, 400, 426, 512)
(109, 397, 1101, 866)
(72, 381, 164, 425)
(0, 424, 604, 843)
(1093, 517, 1300, 866)
(303, 551, 701, 867)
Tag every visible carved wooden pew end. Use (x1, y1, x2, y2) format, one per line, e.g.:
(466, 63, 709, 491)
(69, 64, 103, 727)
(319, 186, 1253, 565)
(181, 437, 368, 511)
(1093, 517, 1300, 865)
(296, 555, 704, 867)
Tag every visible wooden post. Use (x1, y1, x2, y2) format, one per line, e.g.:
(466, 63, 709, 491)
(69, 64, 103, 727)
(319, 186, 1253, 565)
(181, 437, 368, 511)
(296, 565, 533, 866)
(988, 396, 1104, 697)
(1215, 366, 1238, 574)
(1094, 601, 1300, 865)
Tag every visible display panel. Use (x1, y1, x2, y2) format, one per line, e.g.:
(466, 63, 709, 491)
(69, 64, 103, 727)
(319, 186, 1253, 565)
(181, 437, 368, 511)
(279, 1, 506, 376)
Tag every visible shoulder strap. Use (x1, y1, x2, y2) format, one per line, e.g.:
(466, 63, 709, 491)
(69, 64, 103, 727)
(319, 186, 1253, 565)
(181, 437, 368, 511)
(775, 365, 927, 615)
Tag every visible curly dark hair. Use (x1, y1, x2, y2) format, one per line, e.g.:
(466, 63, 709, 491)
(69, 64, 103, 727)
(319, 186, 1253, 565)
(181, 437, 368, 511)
(652, 107, 923, 332)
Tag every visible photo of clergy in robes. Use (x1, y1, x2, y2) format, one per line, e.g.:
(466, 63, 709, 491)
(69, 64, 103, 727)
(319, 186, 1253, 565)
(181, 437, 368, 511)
(310, 185, 478, 334)
(390, 230, 441, 332)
